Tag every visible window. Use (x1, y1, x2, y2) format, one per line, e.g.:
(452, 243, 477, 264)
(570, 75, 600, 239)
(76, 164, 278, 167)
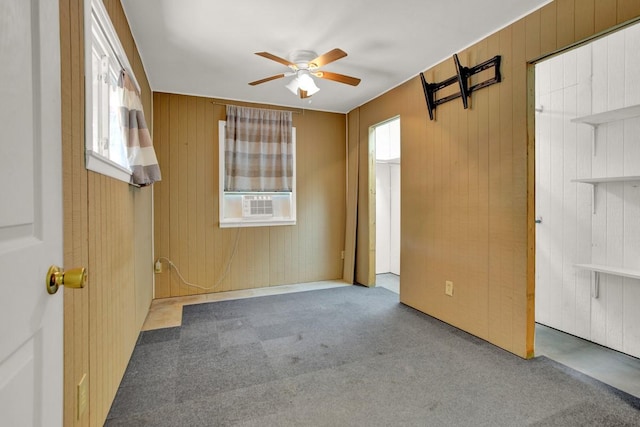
(218, 121, 297, 227)
(84, 0, 140, 182)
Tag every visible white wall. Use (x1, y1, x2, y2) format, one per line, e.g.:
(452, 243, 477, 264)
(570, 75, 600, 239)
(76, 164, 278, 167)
(535, 22, 640, 358)
(389, 163, 400, 275)
(375, 161, 400, 275)
(376, 162, 391, 274)
(375, 119, 400, 275)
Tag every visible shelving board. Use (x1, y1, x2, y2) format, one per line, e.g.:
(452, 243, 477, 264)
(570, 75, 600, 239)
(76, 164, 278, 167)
(571, 176, 640, 184)
(571, 104, 640, 125)
(575, 264, 640, 280)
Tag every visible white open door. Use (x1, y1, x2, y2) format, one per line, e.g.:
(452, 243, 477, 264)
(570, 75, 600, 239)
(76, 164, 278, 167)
(0, 0, 64, 425)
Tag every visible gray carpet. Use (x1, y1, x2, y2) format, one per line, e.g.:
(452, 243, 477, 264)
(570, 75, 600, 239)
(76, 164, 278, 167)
(106, 286, 640, 426)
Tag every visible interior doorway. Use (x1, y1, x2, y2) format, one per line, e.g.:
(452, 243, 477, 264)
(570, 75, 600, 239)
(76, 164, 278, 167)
(372, 117, 400, 293)
(533, 20, 640, 389)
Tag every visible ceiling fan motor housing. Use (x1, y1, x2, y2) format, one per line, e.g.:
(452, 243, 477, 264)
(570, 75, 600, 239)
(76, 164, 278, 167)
(288, 50, 318, 69)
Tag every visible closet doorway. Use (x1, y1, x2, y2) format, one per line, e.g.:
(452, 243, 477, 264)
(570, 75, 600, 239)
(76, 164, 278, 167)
(372, 117, 400, 293)
(534, 21, 640, 361)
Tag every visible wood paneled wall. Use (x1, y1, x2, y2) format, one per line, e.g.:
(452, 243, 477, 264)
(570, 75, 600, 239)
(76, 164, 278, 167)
(60, 0, 154, 425)
(153, 93, 346, 297)
(350, 0, 640, 358)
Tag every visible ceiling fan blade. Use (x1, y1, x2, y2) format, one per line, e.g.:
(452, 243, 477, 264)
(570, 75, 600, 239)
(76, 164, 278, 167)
(309, 48, 347, 68)
(255, 52, 297, 68)
(314, 71, 361, 86)
(249, 74, 286, 86)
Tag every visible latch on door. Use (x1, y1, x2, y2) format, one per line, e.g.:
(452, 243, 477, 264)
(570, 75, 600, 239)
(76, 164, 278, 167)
(46, 265, 87, 294)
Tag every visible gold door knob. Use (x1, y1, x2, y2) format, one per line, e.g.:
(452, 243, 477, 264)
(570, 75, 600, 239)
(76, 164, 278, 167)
(46, 265, 87, 294)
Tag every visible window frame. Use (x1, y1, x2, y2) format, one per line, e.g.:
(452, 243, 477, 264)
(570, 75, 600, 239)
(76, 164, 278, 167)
(218, 120, 297, 228)
(84, 0, 141, 183)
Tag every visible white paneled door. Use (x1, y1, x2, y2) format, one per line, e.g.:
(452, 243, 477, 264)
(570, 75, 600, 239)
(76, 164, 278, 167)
(0, 0, 63, 425)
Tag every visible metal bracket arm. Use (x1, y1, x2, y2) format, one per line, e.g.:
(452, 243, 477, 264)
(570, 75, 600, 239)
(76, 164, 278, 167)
(420, 54, 501, 120)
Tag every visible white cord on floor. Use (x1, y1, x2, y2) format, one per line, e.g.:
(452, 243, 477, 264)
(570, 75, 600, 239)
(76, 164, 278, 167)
(156, 228, 241, 291)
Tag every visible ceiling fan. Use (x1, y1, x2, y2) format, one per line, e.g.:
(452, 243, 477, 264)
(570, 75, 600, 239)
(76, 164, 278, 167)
(249, 48, 361, 98)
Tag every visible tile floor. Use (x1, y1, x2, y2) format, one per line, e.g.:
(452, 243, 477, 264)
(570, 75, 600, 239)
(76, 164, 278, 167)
(142, 273, 640, 399)
(142, 280, 350, 331)
(375, 272, 400, 294)
(535, 323, 640, 398)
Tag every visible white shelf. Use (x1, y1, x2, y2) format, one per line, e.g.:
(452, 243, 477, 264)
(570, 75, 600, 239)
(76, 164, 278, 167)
(571, 176, 640, 213)
(575, 264, 640, 280)
(571, 104, 640, 125)
(571, 176, 640, 184)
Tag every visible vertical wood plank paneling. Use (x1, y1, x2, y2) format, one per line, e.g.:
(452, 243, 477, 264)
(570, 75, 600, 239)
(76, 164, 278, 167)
(355, 111, 372, 285)
(486, 30, 505, 349)
(62, 0, 90, 424)
(186, 96, 199, 292)
(500, 25, 519, 352)
(575, 46, 593, 339)
(604, 30, 627, 350)
(62, 0, 155, 425)
(595, 0, 618, 33)
(617, 0, 640, 23)
(623, 176, 640, 356)
(343, 109, 360, 283)
(201, 100, 216, 291)
(575, 0, 595, 41)
(153, 93, 171, 297)
(540, 2, 558, 54)
(590, 36, 609, 346)
(511, 19, 532, 355)
(608, 31, 627, 111)
(195, 99, 206, 291)
(551, 63, 565, 328)
(60, 0, 73, 423)
(526, 10, 542, 61)
(557, 0, 576, 47)
(465, 51, 480, 327)
(536, 59, 551, 325)
(152, 94, 346, 296)
(626, 24, 640, 106)
(544, 58, 561, 328)
(561, 78, 577, 333)
(87, 173, 98, 426)
(475, 39, 491, 341)
(71, 0, 89, 420)
(527, 62, 537, 357)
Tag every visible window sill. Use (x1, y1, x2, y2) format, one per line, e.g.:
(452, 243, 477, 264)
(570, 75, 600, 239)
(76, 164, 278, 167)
(86, 150, 132, 184)
(219, 218, 296, 228)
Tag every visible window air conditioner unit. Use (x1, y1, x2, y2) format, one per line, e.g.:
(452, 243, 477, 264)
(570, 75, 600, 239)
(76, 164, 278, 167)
(242, 195, 274, 218)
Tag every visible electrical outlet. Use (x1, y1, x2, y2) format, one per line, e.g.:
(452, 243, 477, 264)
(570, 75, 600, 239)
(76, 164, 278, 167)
(154, 259, 162, 274)
(445, 280, 454, 297)
(341, 250, 345, 260)
(77, 374, 87, 419)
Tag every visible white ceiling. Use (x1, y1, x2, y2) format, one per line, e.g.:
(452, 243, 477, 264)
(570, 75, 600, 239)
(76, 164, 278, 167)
(121, 0, 550, 113)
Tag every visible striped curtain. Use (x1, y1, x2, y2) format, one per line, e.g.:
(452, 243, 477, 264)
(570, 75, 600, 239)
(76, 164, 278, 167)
(224, 105, 293, 192)
(118, 70, 161, 186)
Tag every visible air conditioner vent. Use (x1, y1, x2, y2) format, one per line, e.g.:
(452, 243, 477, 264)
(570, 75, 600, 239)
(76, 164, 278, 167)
(242, 195, 274, 218)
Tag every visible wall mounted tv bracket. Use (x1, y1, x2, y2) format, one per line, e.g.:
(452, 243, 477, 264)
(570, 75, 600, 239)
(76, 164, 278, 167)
(420, 54, 501, 120)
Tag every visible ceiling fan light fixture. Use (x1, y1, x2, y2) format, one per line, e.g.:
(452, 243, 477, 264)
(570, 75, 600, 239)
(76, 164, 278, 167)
(297, 71, 320, 95)
(285, 78, 299, 95)
(285, 70, 320, 97)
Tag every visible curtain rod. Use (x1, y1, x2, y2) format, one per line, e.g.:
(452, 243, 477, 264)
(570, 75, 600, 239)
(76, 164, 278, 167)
(210, 101, 303, 114)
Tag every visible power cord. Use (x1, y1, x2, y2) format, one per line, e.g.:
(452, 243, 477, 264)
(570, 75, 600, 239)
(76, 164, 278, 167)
(155, 228, 241, 291)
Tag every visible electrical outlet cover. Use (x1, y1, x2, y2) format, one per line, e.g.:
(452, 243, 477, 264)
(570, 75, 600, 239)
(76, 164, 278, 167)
(445, 280, 454, 296)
